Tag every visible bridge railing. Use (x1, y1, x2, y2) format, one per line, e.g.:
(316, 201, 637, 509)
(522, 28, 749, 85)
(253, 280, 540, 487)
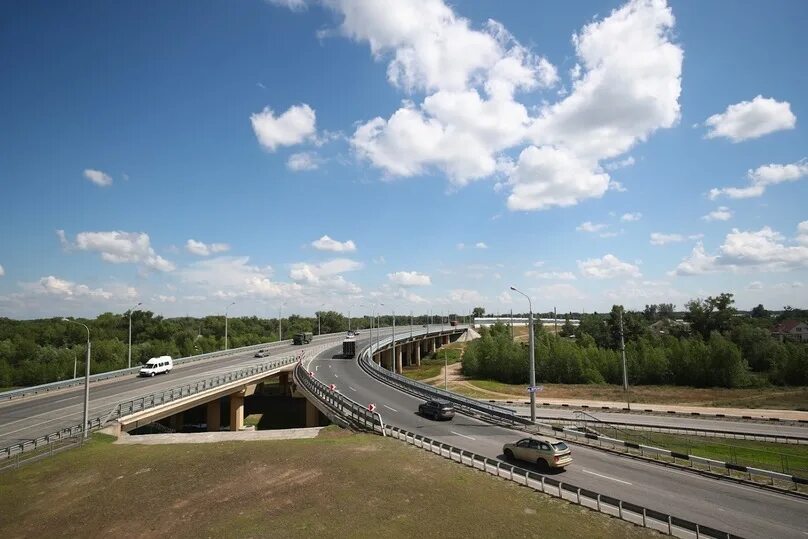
(360, 332, 521, 425)
(0, 331, 350, 402)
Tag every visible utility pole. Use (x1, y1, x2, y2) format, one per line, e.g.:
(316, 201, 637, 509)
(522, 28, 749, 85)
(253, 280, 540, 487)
(619, 307, 630, 411)
(554, 306, 558, 336)
(510, 287, 536, 423)
(127, 302, 142, 369)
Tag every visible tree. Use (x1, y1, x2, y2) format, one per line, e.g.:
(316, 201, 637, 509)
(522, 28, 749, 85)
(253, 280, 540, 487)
(559, 316, 575, 338)
(472, 307, 486, 318)
(684, 293, 736, 340)
(750, 304, 768, 319)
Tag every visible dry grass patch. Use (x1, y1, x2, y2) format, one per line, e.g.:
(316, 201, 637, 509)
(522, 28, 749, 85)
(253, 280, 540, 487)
(0, 431, 657, 539)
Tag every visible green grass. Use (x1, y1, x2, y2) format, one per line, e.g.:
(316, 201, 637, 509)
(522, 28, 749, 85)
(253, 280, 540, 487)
(402, 347, 462, 381)
(0, 429, 657, 538)
(244, 414, 263, 427)
(594, 427, 808, 477)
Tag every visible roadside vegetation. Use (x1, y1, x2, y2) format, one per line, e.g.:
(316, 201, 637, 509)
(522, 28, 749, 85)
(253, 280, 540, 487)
(592, 427, 808, 478)
(402, 344, 463, 381)
(0, 430, 656, 539)
(463, 295, 808, 391)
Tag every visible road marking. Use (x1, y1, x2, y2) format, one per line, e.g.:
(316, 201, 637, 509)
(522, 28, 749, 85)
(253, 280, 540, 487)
(581, 469, 632, 485)
(315, 365, 319, 371)
(348, 386, 357, 392)
(334, 374, 339, 378)
(383, 404, 398, 412)
(450, 431, 476, 441)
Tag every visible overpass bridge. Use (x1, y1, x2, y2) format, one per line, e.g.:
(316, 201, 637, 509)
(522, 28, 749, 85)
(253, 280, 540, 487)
(2, 324, 807, 538)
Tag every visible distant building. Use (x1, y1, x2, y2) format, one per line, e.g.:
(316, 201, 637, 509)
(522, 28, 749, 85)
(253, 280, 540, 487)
(649, 319, 690, 335)
(473, 316, 579, 328)
(772, 320, 808, 343)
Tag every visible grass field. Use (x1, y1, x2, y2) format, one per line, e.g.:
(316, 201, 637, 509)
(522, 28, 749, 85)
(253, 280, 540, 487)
(0, 430, 656, 539)
(402, 344, 463, 381)
(593, 427, 808, 478)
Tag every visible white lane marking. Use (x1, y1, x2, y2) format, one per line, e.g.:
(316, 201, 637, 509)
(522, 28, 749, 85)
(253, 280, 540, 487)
(334, 374, 339, 378)
(450, 431, 476, 441)
(581, 468, 632, 485)
(315, 365, 319, 371)
(348, 386, 357, 392)
(383, 404, 398, 412)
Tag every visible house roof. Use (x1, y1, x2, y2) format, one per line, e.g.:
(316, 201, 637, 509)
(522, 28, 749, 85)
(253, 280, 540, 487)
(774, 319, 806, 333)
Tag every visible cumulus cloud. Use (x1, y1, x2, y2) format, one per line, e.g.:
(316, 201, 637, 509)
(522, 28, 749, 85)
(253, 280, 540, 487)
(0, 264, 4, 277)
(650, 232, 684, 245)
(267, 0, 306, 10)
(531, 283, 585, 300)
(704, 96, 796, 142)
(59, 230, 175, 272)
(388, 271, 431, 287)
(83, 169, 113, 187)
(186, 239, 230, 257)
(709, 159, 808, 200)
(702, 206, 732, 222)
(475, 242, 488, 249)
(311, 235, 357, 252)
(673, 222, 808, 275)
(577, 221, 607, 233)
(448, 288, 485, 304)
(250, 104, 316, 151)
(578, 254, 642, 279)
(604, 156, 635, 171)
(289, 258, 363, 294)
(179, 256, 300, 299)
(603, 279, 686, 303)
(287, 151, 322, 171)
(28, 276, 114, 300)
(621, 212, 642, 222)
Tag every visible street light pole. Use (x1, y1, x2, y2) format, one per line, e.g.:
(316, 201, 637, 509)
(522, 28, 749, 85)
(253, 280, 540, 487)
(391, 308, 396, 372)
(127, 302, 142, 369)
(224, 301, 235, 351)
(511, 286, 536, 423)
(619, 307, 631, 411)
(63, 318, 91, 439)
(278, 302, 287, 341)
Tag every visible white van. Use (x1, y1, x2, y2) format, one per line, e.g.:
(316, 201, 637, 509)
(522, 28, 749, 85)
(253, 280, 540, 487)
(139, 356, 173, 377)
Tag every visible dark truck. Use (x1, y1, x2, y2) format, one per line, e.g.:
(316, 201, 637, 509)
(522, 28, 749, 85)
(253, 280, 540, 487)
(293, 332, 313, 345)
(342, 336, 356, 358)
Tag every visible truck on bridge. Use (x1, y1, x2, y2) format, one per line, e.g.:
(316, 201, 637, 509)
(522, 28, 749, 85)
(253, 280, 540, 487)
(342, 336, 356, 358)
(293, 332, 313, 345)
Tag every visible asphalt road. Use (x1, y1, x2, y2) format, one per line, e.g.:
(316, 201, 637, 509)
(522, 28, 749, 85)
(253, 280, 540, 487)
(0, 331, 364, 449)
(505, 405, 808, 439)
(307, 338, 808, 539)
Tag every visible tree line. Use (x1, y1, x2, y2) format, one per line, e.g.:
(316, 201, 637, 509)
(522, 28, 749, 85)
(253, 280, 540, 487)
(462, 294, 808, 388)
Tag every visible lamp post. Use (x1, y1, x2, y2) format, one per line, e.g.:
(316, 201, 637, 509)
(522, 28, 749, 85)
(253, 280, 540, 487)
(62, 318, 91, 439)
(619, 307, 631, 411)
(510, 286, 536, 423)
(127, 302, 142, 369)
(278, 301, 287, 341)
(224, 301, 235, 350)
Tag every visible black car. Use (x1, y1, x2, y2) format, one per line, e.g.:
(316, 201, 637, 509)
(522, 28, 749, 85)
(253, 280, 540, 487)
(418, 399, 455, 420)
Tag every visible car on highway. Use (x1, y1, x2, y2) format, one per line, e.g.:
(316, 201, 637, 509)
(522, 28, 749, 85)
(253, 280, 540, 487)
(418, 399, 455, 420)
(139, 356, 173, 377)
(254, 349, 269, 358)
(502, 436, 572, 470)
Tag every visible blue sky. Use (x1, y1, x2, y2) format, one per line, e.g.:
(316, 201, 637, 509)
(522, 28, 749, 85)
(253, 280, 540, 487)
(1, 0, 806, 319)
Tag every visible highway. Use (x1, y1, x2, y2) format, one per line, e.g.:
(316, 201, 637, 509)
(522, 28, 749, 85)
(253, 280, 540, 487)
(0, 331, 365, 450)
(504, 405, 808, 439)
(306, 336, 808, 539)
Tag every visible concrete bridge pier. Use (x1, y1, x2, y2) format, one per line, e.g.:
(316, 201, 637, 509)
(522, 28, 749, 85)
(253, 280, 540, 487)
(430, 337, 437, 354)
(396, 346, 403, 374)
(230, 393, 244, 432)
(414, 342, 421, 366)
(305, 400, 319, 427)
(278, 372, 291, 397)
(207, 400, 221, 432)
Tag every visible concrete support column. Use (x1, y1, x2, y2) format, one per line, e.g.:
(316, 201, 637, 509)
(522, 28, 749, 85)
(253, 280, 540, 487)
(387, 348, 394, 370)
(430, 338, 436, 354)
(414, 341, 421, 366)
(396, 346, 403, 374)
(229, 393, 244, 432)
(278, 372, 290, 396)
(305, 400, 319, 427)
(206, 400, 221, 432)
(443, 335, 450, 345)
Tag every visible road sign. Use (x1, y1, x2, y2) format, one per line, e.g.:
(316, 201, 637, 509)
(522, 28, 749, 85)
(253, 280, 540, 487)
(329, 384, 336, 391)
(368, 403, 377, 412)
(527, 385, 544, 393)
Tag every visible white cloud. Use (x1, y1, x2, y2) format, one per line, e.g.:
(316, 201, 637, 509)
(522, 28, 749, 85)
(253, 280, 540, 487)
(532, 283, 585, 301)
(154, 294, 177, 303)
(287, 151, 322, 171)
(497, 290, 513, 304)
(448, 288, 485, 304)
(708, 159, 808, 200)
(578, 254, 641, 279)
(311, 235, 357, 253)
(30, 276, 113, 300)
(250, 104, 316, 151)
(746, 281, 763, 291)
(0, 264, 4, 277)
(673, 223, 808, 275)
(179, 256, 300, 299)
(576, 221, 608, 233)
(388, 271, 432, 287)
(289, 258, 363, 294)
(604, 156, 635, 171)
(525, 270, 577, 281)
(60, 230, 175, 272)
(456, 243, 465, 250)
(267, 0, 306, 11)
(83, 169, 113, 187)
(620, 212, 642, 222)
(507, 145, 610, 211)
(702, 206, 732, 222)
(603, 279, 685, 304)
(186, 239, 230, 257)
(650, 232, 684, 245)
(475, 242, 488, 249)
(704, 96, 796, 142)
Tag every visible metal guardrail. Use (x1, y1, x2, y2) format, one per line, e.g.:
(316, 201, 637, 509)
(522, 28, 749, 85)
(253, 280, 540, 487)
(298, 341, 740, 539)
(360, 333, 520, 424)
(0, 331, 351, 402)
(1, 352, 304, 462)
